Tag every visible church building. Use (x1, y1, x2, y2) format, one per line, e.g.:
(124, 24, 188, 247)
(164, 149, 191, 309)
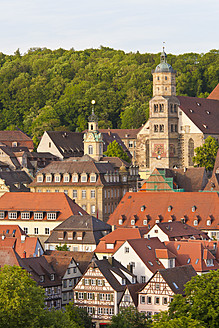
(136, 49, 219, 178)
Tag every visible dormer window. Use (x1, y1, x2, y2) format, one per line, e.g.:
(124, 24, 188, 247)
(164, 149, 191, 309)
(46, 174, 52, 183)
(106, 243, 114, 249)
(81, 174, 87, 182)
(206, 259, 214, 267)
(143, 219, 148, 225)
(34, 212, 43, 220)
(122, 279, 126, 285)
(207, 219, 211, 226)
(40, 275, 44, 282)
(21, 212, 30, 220)
(131, 219, 135, 225)
(90, 174, 96, 182)
(193, 219, 198, 226)
(72, 174, 78, 183)
(192, 206, 197, 212)
(12, 141, 17, 147)
(54, 174, 61, 183)
(118, 219, 123, 225)
(141, 205, 145, 212)
(63, 174, 70, 182)
(50, 274, 55, 281)
(8, 212, 17, 219)
(168, 206, 172, 212)
(0, 212, 4, 219)
(37, 175, 43, 183)
(47, 212, 56, 220)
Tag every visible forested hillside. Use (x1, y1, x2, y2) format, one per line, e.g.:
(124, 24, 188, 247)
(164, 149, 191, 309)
(0, 47, 218, 142)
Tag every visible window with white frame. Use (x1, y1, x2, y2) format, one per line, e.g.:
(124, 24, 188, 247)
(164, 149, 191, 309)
(141, 276, 146, 283)
(82, 190, 86, 199)
(72, 174, 78, 182)
(34, 212, 43, 220)
(45, 228, 50, 235)
(23, 227, 28, 234)
(140, 296, 145, 304)
(99, 293, 104, 300)
(87, 293, 93, 300)
(91, 205, 95, 214)
(104, 308, 109, 314)
(87, 307, 93, 315)
(47, 212, 56, 220)
(129, 141, 133, 148)
(118, 219, 123, 225)
(97, 279, 102, 286)
(63, 174, 70, 182)
(0, 212, 4, 219)
(90, 174, 96, 182)
(81, 174, 87, 182)
(78, 292, 84, 299)
(91, 190, 95, 198)
(54, 175, 61, 182)
(105, 294, 111, 301)
(124, 295, 130, 302)
(21, 212, 30, 220)
(131, 219, 135, 225)
(73, 190, 77, 198)
(46, 175, 52, 183)
(147, 296, 152, 304)
(98, 308, 103, 315)
(37, 175, 43, 182)
(125, 247, 129, 253)
(88, 145, 93, 155)
(8, 212, 17, 219)
(34, 227, 39, 235)
(109, 308, 114, 315)
(82, 205, 87, 211)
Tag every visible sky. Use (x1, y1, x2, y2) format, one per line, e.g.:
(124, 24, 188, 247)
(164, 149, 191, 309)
(0, 0, 218, 55)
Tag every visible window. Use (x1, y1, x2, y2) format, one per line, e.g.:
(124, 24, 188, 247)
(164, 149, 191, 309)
(155, 297, 160, 304)
(206, 259, 214, 266)
(159, 104, 164, 112)
(207, 219, 211, 226)
(97, 279, 102, 286)
(98, 308, 103, 315)
(23, 227, 28, 234)
(64, 175, 69, 182)
(174, 104, 177, 112)
(170, 104, 173, 113)
(91, 205, 95, 214)
(45, 228, 50, 235)
(63, 293, 67, 301)
(72, 174, 78, 182)
(81, 174, 87, 182)
(90, 174, 96, 182)
(50, 274, 55, 281)
(46, 175, 52, 183)
(73, 190, 77, 198)
(47, 212, 56, 220)
(99, 293, 104, 300)
(131, 219, 135, 225)
(87, 293, 93, 300)
(64, 190, 68, 195)
(84, 279, 89, 285)
(119, 219, 123, 225)
(163, 297, 168, 305)
(141, 276, 146, 283)
(69, 291, 73, 300)
(34, 212, 43, 220)
(55, 175, 61, 182)
(122, 278, 126, 285)
(155, 283, 160, 290)
(154, 124, 158, 133)
(140, 296, 145, 304)
(8, 212, 17, 219)
(104, 308, 108, 315)
(78, 292, 84, 300)
(88, 145, 93, 155)
(147, 296, 152, 304)
(40, 275, 44, 282)
(109, 308, 114, 315)
(91, 190, 95, 198)
(173, 282, 179, 289)
(37, 175, 43, 182)
(129, 141, 133, 148)
(34, 227, 39, 235)
(165, 76, 167, 80)
(21, 212, 30, 220)
(0, 212, 4, 219)
(82, 190, 86, 199)
(91, 279, 96, 286)
(106, 294, 111, 301)
(125, 247, 129, 253)
(124, 295, 130, 302)
(154, 104, 158, 113)
(169, 258, 174, 268)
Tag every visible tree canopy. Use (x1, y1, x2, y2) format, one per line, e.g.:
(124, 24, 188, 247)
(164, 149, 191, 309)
(103, 140, 131, 163)
(193, 136, 219, 171)
(0, 47, 217, 140)
(110, 306, 152, 328)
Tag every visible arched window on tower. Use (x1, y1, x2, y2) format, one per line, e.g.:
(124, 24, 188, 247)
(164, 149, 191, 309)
(159, 104, 164, 112)
(88, 145, 93, 155)
(170, 104, 173, 113)
(154, 104, 158, 113)
(188, 138, 194, 166)
(90, 124, 93, 130)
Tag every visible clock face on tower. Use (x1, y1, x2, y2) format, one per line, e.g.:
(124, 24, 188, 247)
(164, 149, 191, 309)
(87, 133, 94, 141)
(152, 144, 166, 158)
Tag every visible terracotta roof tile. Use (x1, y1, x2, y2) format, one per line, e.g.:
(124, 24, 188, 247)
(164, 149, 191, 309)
(207, 84, 219, 100)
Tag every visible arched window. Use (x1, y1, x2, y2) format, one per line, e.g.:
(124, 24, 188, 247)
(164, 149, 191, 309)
(188, 138, 194, 166)
(88, 145, 93, 155)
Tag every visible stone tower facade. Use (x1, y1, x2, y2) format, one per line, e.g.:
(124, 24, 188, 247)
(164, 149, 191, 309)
(149, 50, 180, 171)
(84, 108, 103, 161)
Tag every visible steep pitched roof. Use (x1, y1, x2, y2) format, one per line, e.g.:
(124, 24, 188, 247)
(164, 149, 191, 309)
(207, 84, 219, 100)
(0, 170, 32, 192)
(107, 192, 219, 231)
(46, 131, 84, 158)
(99, 128, 141, 139)
(0, 130, 33, 142)
(177, 95, 219, 134)
(204, 149, 219, 191)
(0, 192, 87, 221)
(121, 283, 146, 307)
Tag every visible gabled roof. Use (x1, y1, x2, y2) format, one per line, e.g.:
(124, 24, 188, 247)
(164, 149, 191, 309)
(165, 241, 219, 272)
(0, 170, 32, 192)
(153, 221, 209, 240)
(0, 192, 87, 220)
(95, 228, 146, 254)
(207, 84, 219, 100)
(177, 95, 219, 134)
(120, 283, 146, 307)
(0, 247, 21, 267)
(204, 148, 219, 191)
(46, 131, 84, 158)
(45, 215, 111, 245)
(0, 130, 33, 142)
(107, 192, 219, 230)
(99, 128, 141, 139)
(44, 250, 95, 275)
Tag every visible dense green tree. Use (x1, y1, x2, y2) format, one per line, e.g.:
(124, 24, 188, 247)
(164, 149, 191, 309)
(55, 243, 70, 251)
(109, 306, 152, 328)
(153, 270, 219, 328)
(0, 265, 45, 328)
(65, 302, 92, 328)
(193, 136, 219, 171)
(103, 140, 131, 163)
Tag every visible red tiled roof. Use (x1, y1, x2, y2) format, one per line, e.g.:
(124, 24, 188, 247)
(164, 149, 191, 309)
(107, 192, 219, 230)
(207, 84, 219, 100)
(99, 128, 141, 139)
(0, 192, 87, 221)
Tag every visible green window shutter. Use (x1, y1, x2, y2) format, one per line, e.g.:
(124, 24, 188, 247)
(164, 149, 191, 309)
(82, 279, 85, 285)
(93, 293, 95, 300)
(84, 293, 87, 300)
(102, 280, 105, 286)
(89, 279, 91, 285)
(110, 294, 114, 302)
(96, 279, 98, 285)
(75, 292, 78, 300)
(97, 294, 100, 301)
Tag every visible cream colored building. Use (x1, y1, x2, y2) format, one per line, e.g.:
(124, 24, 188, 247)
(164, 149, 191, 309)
(136, 49, 219, 178)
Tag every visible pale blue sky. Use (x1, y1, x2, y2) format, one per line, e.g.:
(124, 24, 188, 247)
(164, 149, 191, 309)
(0, 0, 218, 55)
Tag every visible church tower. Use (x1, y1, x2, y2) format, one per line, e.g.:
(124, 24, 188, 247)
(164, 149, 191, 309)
(149, 48, 180, 170)
(84, 100, 103, 161)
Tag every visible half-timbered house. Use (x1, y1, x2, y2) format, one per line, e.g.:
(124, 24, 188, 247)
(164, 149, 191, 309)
(137, 265, 197, 318)
(73, 258, 137, 328)
(119, 283, 145, 310)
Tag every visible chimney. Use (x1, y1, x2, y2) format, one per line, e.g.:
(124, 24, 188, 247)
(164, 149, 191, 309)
(21, 235, 26, 242)
(23, 251, 26, 258)
(108, 256, 115, 267)
(37, 248, 41, 257)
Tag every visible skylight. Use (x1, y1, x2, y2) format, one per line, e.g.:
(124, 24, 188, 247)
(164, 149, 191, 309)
(187, 258, 191, 264)
(147, 245, 152, 250)
(173, 282, 179, 289)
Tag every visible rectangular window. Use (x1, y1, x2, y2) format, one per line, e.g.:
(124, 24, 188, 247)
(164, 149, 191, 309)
(47, 212, 56, 220)
(37, 175, 43, 182)
(81, 175, 87, 182)
(163, 297, 168, 305)
(98, 308, 103, 315)
(154, 125, 159, 133)
(91, 190, 95, 198)
(73, 190, 77, 198)
(0, 212, 4, 219)
(64, 175, 69, 182)
(99, 293, 104, 300)
(155, 297, 160, 304)
(125, 247, 129, 253)
(90, 175, 96, 182)
(46, 175, 52, 182)
(72, 175, 78, 182)
(129, 141, 133, 148)
(109, 308, 114, 315)
(63, 293, 67, 301)
(147, 296, 152, 304)
(159, 124, 164, 132)
(21, 212, 30, 220)
(97, 279, 102, 286)
(45, 228, 50, 235)
(34, 227, 39, 235)
(82, 190, 86, 199)
(91, 279, 96, 286)
(106, 294, 111, 301)
(141, 276, 146, 283)
(24, 227, 28, 234)
(155, 283, 160, 290)
(91, 205, 95, 214)
(140, 296, 145, 304)
(34, 212, 43, 220)
(78, 292, 84, 300)
(8, 212, 17, 219)
(55, 175, 60, 182)
(69, 279, 73, 287)
(87, 293, 93, 300)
